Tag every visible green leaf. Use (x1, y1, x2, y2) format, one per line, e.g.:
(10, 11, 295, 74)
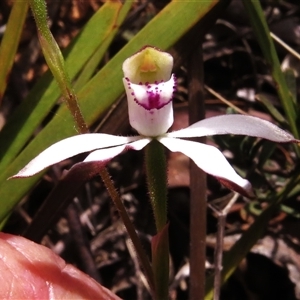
(256, 94, 286, 124)
(283, 68, 297, 105)
(242, 0, 299, 139)
(0, 1, 28, 104)
(280, 204, 300, 219)
(151, 224, 170, 300)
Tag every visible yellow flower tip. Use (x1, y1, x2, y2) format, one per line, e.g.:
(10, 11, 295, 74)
(139, 50, 158, 73)
(123, 45, 173, 84)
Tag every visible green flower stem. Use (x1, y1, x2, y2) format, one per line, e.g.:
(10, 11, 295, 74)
(151, 224, 170, 300)
(145, 139, 169, 299)
(145, 139, 168, 232)
(29, 0, 155, 292)
(29, 0, 88, 134)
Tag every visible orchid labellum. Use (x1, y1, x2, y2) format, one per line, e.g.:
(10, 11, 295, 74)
(12, 46, 299, 198)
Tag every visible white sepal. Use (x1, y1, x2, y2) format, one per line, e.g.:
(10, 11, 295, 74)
(12, 134, 141, 178)
(83, 138, 151, 162)
(158, 137, 254, 197)
(167, 114, 298, 143)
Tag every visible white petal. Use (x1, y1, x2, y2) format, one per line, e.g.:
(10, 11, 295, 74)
(123, 75, 175, 136)
(55, 138, 151, 184)
(83, 138, 151, 162)
(167, 114, 298, 142)
(159, 137, 253, 197)
(11, 134, 141, 178)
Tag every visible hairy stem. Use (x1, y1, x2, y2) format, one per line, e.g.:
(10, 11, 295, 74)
(29, 0, 88, 133)
(145, 139, 169, 299)
(145, 139, 168, 232)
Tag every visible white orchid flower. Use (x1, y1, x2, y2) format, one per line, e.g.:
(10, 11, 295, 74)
(12, 46, 299, 198)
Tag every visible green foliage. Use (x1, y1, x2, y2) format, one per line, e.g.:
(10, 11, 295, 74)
(0, 1, 28, 103)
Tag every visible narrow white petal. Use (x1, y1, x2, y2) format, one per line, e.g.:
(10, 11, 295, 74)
(53, 138, 152, 184)
(159, 137, 253, 197)
(83, 138, 151, 163)
(11, 134, 141, 178)
(167, 114, 298, 142)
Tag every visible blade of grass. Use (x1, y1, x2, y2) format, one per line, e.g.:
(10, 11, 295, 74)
(73, 38, 112, 92)
(283, 69, 297, 105)
(242, 0, 299, 139)
(0, 1, 28, 105)
(255, 94, 286, 124)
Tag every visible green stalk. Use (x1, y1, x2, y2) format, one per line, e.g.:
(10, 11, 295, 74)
(29, 0, 88, 133)
(145, 139, 168, 232)
(242, 0, 299, 139)
(151, 224, 169, 300)
(145, 139, 169, 300)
